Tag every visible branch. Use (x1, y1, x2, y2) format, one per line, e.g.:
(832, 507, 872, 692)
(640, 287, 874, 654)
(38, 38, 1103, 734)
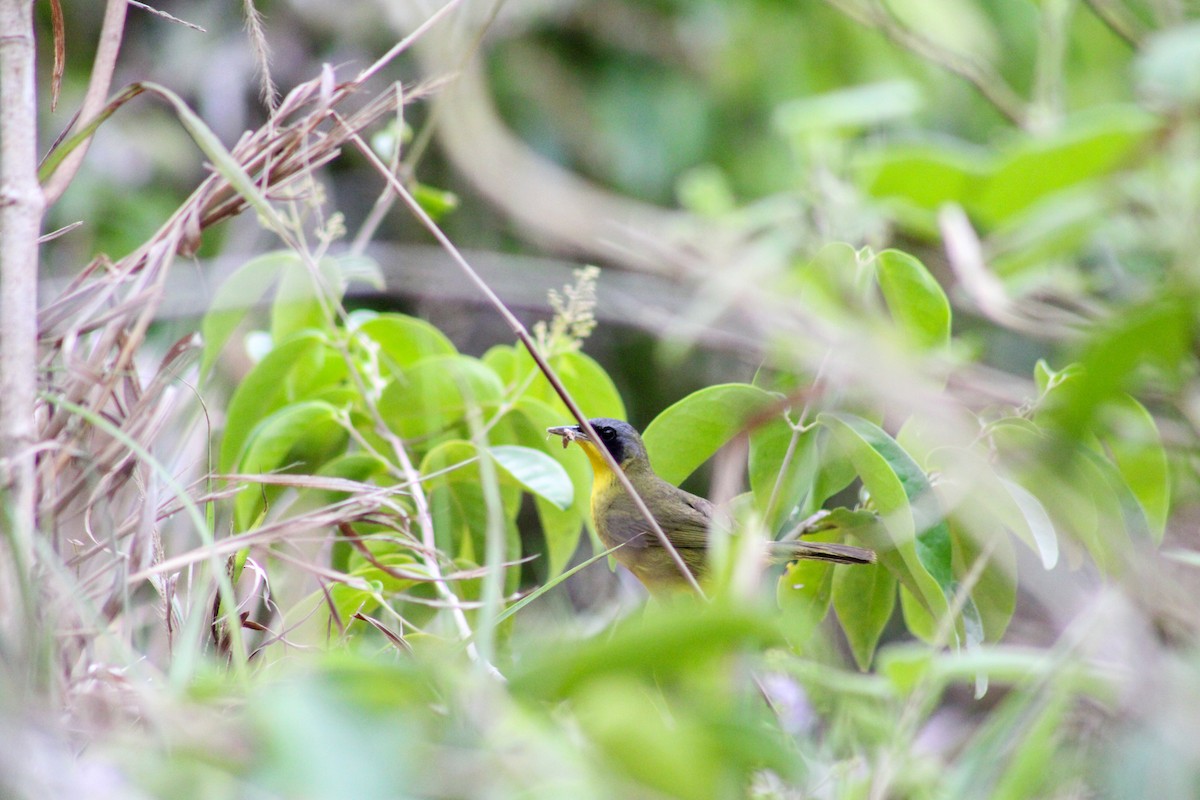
(0, 0, 46, 643)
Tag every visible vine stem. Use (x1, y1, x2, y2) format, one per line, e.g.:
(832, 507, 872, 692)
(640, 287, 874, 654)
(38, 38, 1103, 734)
(344, 124, 706, 598)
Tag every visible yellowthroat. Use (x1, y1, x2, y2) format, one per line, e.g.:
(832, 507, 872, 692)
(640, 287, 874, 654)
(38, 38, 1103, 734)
(548, 418, 875, 593)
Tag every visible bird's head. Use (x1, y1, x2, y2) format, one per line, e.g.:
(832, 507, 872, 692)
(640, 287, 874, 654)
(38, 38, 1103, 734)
(547, 418, 650, 475)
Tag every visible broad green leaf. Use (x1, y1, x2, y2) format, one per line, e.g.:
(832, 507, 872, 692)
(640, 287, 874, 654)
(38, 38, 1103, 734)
(509, 398, 591, 576)
(642, 383, 778, 486)
(379, 355, 504, 440)
(899, 585, 937, 643)
(1079, 447, 1152, 548)
(856, 141, 990, 215)
(787, 242, 869, 315)
(298, 453, 389, 573)
(200, 250, 301, 378)
(356, 314, 457, 375)
(1098, 396, 1169, 543)
(877, 645, 936, 696)
(990, 420, 1102, 567)
(521, 349, 625, 422)
(773, 80, 921, 135)
(776, 536, 837, 647)
(818, 412, 952, 626)
(875, 250, 951, 349)
(926, 445, 1058, 570)
(219, 332, 347, 473)
(490, 445, 574, 510)
(974, 108, 1159, 226)
(952, 525, 1017, 644)
(999, 479, 1058, 570)
(509, 599, 781, 700)
(1040, 300, 1188, 439)
(749, 419, 817, 532)
(269, 256, 342, 345)
(482, 344, 518, 387)
(233, 400, 349, 530)
(421, 439, 518, 508)
(833, 560, 897, 670)
(427, 481, 519, 575)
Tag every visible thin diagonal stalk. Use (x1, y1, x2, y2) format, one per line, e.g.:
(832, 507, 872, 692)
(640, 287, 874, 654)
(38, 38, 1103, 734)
(345, 126, 706, 597)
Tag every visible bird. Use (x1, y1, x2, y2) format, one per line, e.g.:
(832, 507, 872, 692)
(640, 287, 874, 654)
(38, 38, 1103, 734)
(547, 418, 875, 594)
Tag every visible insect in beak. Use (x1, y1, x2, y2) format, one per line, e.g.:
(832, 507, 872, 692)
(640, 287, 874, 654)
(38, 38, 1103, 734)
(546, 425, 585, 449)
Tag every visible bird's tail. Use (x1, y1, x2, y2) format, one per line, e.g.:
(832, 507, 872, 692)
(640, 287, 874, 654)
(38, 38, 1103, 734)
(769, 540, 876, 565)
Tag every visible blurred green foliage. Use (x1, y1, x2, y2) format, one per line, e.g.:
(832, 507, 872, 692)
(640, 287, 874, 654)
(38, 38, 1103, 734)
(22, 1, 1200, 799)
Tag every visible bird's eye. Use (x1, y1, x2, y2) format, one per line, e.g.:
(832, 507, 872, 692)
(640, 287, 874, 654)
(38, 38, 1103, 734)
(599, 426, 615, 441)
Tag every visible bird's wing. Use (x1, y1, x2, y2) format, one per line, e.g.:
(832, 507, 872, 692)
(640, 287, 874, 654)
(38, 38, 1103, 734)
(602, 481, 714, 550)
(651, 485, 715, 549)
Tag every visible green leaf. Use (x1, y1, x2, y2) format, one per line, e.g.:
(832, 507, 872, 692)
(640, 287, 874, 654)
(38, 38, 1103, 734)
(875, 250, 951, 349)
(833, 560, 897, 670)
(521, 349, 625, 422)
(490, 445, 574, 510)
(749, 419, 817, 531)
(356, 314, 457, 374)
(509, 599, 781, 700)
(482, 344, 519, 387)
(233, 400, 349, 530)
(952, 525, 1017, 644)
(379, 355, 504, 440)
(926, 445, 1058, 570)
(974, 108, 1159, 226)
(642, 383, 778, 486)
(1040, 300, 1188, 439)
(855, 140, 990, 217)
(412, 183, 459, 220)
(817, 412, 952, 627)
(509, 397, 591, 576)
(571, 678, 724, 800)
(200, 250, 301, 378)
(773, 80, 922, 135)
(219, 332, 347, 473)
(269, 256, 344, 345)
(1000, 478, 1059, 569)
(1098, 396, 1170, 543)
(776, 539, 836, 647)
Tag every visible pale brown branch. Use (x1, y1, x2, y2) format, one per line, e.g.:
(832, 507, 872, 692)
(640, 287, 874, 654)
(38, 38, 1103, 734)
(0, 0, 46, 652)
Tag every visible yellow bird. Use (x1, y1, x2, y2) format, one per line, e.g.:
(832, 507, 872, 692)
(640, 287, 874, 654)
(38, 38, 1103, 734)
(548, 418, 874, 594)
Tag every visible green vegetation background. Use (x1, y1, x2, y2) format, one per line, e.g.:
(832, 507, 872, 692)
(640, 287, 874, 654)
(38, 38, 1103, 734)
(16, 1, 1200, 799)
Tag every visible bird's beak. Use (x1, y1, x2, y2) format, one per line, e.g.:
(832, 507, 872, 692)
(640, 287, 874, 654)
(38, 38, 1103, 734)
(547, 424, 589, 449)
